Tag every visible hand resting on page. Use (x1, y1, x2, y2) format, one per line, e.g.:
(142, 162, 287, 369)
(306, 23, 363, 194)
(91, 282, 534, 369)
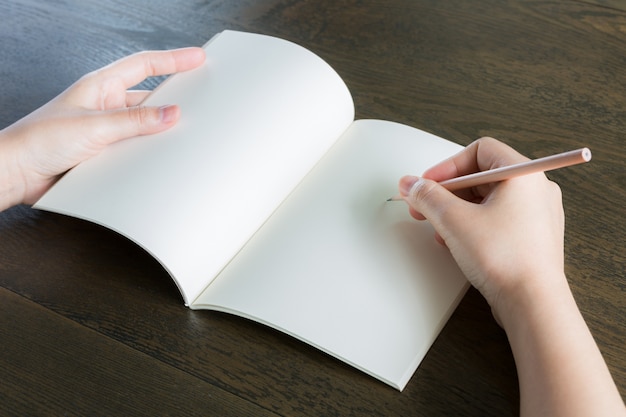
(0, 47, 205, 211)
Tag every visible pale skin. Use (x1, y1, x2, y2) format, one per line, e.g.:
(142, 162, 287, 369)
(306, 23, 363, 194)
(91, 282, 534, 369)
(0, 49, 624, 415)
(400, 138, 625, 416)
(0, 47, 206, 211)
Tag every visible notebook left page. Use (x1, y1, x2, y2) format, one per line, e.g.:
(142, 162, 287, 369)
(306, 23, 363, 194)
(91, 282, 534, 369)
(34, 31, 355, 304)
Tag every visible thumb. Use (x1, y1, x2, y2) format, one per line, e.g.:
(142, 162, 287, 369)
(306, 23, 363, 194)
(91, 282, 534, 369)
(400, 175, 465, 242)
(90, 104, 180, 147)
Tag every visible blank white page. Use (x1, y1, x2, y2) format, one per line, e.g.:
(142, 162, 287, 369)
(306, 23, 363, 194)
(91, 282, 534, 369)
(35, 31, 355, 304)
(194, 119, 469, 390)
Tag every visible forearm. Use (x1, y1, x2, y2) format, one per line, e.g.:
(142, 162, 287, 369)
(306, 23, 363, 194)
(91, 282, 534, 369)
(500, 275, 625, 417)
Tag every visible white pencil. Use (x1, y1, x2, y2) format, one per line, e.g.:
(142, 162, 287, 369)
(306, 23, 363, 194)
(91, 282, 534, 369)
(387, 147, 591, 201)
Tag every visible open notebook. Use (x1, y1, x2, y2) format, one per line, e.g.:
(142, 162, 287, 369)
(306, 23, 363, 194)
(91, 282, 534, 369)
(35, 30, 469, 390)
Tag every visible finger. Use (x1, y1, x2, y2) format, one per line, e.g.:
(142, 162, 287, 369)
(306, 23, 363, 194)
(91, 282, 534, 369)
(420, 137, 531, 200)
(408, 205, 426, 221)
(400, 176, 470, 243)
(399, 176, 427, 220)
(474, 137, 530, 171)
(86, 104, 180, 148)
(126, 90, 152, 107)
(423, 137, 529, 182)
(95, 47, 206, 89)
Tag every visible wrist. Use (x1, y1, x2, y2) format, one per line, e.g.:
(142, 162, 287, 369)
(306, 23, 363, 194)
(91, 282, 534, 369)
(494, 272, 625, 416)
(495, 271, 573, 335)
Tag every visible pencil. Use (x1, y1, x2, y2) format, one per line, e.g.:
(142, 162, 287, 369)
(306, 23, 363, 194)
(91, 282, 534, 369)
(387, 147, 591, 201)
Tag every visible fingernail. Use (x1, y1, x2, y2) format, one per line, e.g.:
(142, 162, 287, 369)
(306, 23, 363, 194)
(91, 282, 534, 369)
(159, 105, 179, 124)
(399, 176, 422, 197)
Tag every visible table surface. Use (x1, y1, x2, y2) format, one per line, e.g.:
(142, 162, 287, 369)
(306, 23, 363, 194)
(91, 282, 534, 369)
(1, 1, 624, 415)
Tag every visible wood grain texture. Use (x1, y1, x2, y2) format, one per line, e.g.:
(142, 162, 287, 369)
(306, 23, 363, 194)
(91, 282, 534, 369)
(0, 287, 278, 416)
(579, 0, 626, 12)
(0, 207, 519, 415)
(0, 0, 624, 415)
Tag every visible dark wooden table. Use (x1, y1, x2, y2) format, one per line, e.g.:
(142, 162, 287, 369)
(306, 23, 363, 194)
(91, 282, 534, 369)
(1, 1, 624, 415)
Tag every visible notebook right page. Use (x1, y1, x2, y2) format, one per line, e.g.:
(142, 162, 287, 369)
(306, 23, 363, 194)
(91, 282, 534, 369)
(194, 119, 470, 390)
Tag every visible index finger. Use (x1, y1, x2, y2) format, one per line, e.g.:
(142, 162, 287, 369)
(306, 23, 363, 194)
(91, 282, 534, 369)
(95, 47, 206, 89)
(422, 137, 529, 182)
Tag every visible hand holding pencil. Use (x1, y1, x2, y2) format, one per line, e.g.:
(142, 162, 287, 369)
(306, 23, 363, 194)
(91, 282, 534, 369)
(401, 138, 625, 417)
(396, 137, 580, 308)
(388, 146, 590, 200)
